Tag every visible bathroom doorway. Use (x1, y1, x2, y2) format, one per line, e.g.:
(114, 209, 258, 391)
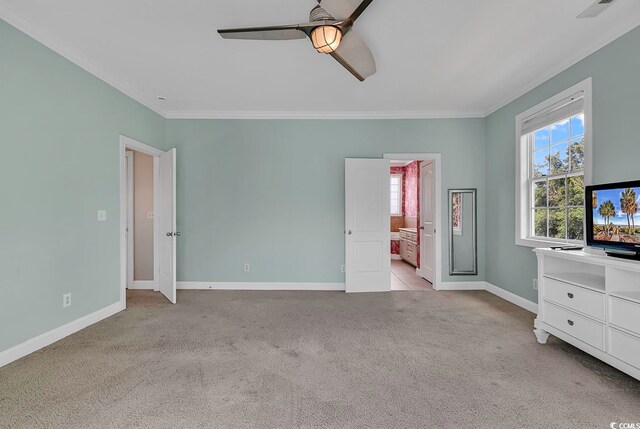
(344, 154, 441, 293)
(387, 155, 439, 291)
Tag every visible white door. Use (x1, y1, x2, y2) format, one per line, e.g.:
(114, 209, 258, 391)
(345, 159, 390, 293)
(158, 149, 177, 304)
(420, 161, 435, 283)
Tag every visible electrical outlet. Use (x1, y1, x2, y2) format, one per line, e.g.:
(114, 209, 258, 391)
(244, 263, 250, 272)
(97, 210, 107, 221)
(341, 265, 346, 273)
(63, 293, 72, 308)
(533, 279, 538, 290)
(147, 211, 154, 219)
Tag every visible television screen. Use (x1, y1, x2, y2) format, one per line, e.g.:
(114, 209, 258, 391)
(588, 183, 640, 245)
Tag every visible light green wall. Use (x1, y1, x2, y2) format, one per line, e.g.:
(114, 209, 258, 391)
(5, 10, 635, 356)
(485, 26, 640, 303)
(0, 17, 487, 355)
(165, 119, 486, 284)
(0, 20, 165, 352)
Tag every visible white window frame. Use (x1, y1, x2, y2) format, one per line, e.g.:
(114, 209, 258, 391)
(515, 77, 593, 248)
(390, 173, 403, 216)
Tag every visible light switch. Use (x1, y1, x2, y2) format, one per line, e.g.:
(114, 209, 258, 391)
(98, 210, 107, 221)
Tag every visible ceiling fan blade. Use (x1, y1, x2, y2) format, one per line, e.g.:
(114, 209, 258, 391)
(218, 24, 306, 41)
(320, 0, 373, 22)
(329, 30, 376, 81)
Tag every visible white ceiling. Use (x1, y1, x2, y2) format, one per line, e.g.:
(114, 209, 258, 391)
(1, 0, 639, 118)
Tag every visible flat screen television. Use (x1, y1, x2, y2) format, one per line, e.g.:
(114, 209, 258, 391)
(586, 180, 640, 259)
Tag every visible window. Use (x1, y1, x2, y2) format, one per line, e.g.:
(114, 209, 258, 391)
(390, 174, 403, 216)
(516, 78, 592, 247)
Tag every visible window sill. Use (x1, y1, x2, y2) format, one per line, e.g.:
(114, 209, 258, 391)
(516, 237, 583, 248)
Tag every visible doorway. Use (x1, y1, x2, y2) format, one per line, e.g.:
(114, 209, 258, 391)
(344, 154, 441, 293)
(119, 136, 177, 307)
(124, 149, 155, 291)
(388, 159, 435, 291)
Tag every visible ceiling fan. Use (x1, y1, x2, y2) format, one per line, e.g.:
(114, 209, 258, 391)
(217, 0, 376, 81)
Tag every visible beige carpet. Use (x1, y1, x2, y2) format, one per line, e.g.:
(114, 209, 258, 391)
(126, 289, 172, 308)
(1, 289, 639, 428)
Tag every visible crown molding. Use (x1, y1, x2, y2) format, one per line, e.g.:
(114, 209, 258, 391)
(0, 1, 167, 117)
(163, 110, 486, 120)
(483, 19, 640, 117)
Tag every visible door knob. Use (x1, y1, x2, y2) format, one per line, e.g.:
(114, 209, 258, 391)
(166, 232, 172, 237)
(347, 230, 352, 235)
(175, 232, 181, 237)
(166, 232, 181, 237)
(419, 226, 425, 230)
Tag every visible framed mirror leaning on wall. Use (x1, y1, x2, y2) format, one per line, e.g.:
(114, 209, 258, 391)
(449, 189, 477, 275)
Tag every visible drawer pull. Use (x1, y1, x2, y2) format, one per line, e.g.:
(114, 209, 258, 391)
(567, 293, 574, 299)
(567, 320, 574, 326)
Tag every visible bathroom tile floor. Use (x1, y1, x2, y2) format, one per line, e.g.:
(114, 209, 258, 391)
(391, 260, 433, 291)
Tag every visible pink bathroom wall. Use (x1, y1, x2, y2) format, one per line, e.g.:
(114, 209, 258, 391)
(403, 161, 421, 268)
(404, 161, 419, 218)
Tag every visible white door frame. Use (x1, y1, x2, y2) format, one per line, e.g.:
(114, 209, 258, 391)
(125, 150, 135, 289)
(383, 153, 442, 291)
(119, 135, 164, 307)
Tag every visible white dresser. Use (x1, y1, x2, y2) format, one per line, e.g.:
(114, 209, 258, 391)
(534, 248, 640, 381)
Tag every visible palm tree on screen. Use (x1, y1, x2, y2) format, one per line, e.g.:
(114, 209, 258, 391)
(599, 201, 615, 236)
(621, 188, 636, 235)
(632, 200, 638, 235)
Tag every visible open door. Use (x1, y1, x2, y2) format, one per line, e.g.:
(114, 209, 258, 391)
(158, 148, 177, 304)
(345, 159, 390, 293)
(420, 161, 435, 283)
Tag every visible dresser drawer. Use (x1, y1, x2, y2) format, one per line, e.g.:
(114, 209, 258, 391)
(609, 297, 640, 336)
(608, 327, 640, 370)
(543, 302, 605, 350)
(543, 277, 605, 320)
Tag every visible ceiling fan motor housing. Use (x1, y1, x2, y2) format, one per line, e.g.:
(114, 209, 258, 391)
(310, 5, 334, 22)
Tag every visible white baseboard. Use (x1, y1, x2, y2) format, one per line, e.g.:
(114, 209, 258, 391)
(177, 282, 346, 291)
(176, 280, 536, 314)
(0, 301, 124, 368)
(438, 281, 538, 314)
(391, 254, 402, 260)
(438, 281, 486, 291)
(484, 282, 538, 314)
(130, 280, 157, 290)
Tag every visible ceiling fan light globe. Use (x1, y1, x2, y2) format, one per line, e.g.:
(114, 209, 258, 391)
(311, 26, 342, 54)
